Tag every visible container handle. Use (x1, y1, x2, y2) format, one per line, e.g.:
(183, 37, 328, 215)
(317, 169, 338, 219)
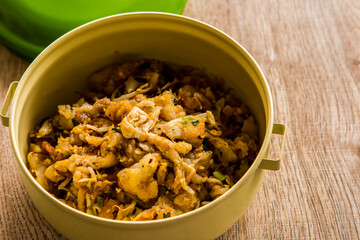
(1, 81, 18, 127)
(259, 123, 286, 171)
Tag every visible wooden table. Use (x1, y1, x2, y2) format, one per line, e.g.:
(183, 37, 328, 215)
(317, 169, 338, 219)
(0, 0, 359, 239)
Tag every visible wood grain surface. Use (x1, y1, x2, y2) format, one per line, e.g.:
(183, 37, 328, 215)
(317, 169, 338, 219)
(0, 0, 359, 239)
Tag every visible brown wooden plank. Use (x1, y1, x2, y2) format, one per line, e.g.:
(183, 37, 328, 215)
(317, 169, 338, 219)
(0, 0, 359, 239)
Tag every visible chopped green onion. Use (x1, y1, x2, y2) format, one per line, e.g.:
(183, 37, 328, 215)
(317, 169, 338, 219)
(97, 196, 104, 208)
(59, 187, 77, 204)
(213, 171, 225, 181)
(112, 127, 122, 133)
(192, 120, 200, 126)
(182, 116, 194, 126)
(163, 212, 171, 218)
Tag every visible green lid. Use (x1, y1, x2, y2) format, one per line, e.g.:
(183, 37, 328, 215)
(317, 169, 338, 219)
(0, 0, 187, 61)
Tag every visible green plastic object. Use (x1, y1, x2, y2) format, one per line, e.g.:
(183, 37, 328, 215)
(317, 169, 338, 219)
(0, 0, 187, 61)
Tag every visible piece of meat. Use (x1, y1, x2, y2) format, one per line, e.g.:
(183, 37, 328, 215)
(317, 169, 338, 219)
(161, 115, 205, 146)
(208, 136, 237, 167)
(117, 153, 160, 202)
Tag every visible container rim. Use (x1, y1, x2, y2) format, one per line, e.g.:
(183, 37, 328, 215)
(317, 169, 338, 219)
(9, 12, 274, 226)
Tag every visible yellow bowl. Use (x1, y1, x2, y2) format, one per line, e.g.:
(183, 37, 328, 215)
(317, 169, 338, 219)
(2, 12, 285, 240)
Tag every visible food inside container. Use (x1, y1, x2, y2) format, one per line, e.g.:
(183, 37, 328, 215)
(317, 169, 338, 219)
(27, 59, 259, 221)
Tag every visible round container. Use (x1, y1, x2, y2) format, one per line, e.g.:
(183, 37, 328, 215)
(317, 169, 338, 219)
(1, 12, 285, 240)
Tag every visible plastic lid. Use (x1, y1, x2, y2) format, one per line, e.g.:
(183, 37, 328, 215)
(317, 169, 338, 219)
(0, 0, 187, 61)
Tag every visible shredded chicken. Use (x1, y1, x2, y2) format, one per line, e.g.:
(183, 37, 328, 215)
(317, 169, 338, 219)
(27, 59, 258, 221)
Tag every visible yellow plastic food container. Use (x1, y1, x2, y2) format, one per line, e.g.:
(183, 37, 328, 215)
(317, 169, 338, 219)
(1, 12, 285, 240)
